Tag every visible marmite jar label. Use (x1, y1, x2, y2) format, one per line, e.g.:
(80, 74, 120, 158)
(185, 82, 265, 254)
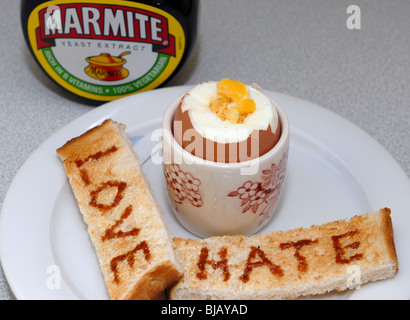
(26, 0, 186, 101)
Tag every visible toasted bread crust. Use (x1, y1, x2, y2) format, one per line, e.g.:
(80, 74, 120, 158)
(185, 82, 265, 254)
(171, 209, 398, 300)
(124, 261, 183, 300)
(379, 208, 398, 270)
(57, 119, 182, 300)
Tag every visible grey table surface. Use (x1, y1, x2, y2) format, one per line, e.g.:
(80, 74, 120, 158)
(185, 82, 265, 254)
(1, 0, 409, 300)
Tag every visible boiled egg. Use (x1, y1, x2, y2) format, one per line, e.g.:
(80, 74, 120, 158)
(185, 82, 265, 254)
(173, 79, 281, 163)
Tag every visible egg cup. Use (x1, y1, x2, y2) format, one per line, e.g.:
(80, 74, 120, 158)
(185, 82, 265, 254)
(162, 95, 290, 238)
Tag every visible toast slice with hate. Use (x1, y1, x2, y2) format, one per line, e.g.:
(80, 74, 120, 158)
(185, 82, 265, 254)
(57, 119, 183, 300)
(171, 208, 398, 300)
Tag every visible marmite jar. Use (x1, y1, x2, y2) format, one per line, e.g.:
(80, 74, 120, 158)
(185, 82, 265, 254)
(21, 0, 199, 103)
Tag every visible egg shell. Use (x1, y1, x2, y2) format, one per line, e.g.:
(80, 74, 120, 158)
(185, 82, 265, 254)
(173, 96, 281, 163)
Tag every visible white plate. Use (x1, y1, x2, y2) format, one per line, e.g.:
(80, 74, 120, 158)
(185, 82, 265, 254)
(1, 86, 410, 300)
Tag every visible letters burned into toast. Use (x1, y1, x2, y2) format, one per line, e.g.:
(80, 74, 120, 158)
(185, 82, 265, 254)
(171, 208, 398, 299)
(57, 119, 182, 300)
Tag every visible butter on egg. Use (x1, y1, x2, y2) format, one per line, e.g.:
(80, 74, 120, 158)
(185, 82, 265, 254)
(173, 79, 281, 163)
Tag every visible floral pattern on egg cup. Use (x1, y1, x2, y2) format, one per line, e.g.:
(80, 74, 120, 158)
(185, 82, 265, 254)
(228, 151, 288, 226)
(164, 163, 203, 209)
